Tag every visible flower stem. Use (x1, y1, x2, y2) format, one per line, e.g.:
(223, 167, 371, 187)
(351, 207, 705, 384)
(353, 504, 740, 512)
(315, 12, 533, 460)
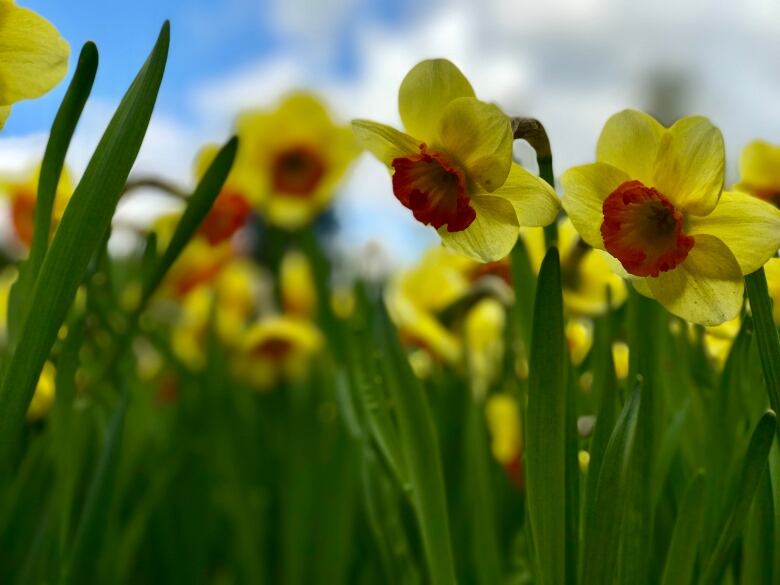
(745, 267, 780, 435)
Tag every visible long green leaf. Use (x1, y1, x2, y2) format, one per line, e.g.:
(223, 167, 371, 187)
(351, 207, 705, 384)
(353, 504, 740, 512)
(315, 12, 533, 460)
(700, 410, 777, 584)
(525, 246, 567, 585)
(745, 269, 780, 434)
(660, 470, 706, 585)
(0, 22, 170, 468)
(581, 382, 642, 585)
(7, 42, 98, 347)
(377, 305, 457, 585)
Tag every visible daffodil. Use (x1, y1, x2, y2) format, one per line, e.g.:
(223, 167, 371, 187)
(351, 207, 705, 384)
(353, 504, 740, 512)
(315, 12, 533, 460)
(352, 59, 560, 262)
(234, 92, 358, 230)
(153, 213, 236, 299)
(562, 110, 780, 325)
(485, 393, 524, 487)
(0, 0, 69, 128)
(464, 298, 506, 399)
(0, 165, 73, 248)
(235, 316, 323, 390)
(734, 140, 780, 208)
(194, 144, 252, 245)
(280, 250, 317, 318)
(27, 361, 56, 421)
(765, 257, 780, 326)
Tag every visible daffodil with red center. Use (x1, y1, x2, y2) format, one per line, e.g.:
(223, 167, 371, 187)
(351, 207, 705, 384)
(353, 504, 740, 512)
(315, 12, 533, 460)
(562, 110, 780, 325)
(234, 92, 358, 230)
(194, 144, 252, 245)
(0, 165, 73, 249)
(733, 140, 780, 208)
(352, 59, 560, 262)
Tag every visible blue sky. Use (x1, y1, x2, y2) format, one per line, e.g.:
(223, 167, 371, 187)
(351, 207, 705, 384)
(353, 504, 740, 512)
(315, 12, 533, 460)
(8, 0, 414, 136)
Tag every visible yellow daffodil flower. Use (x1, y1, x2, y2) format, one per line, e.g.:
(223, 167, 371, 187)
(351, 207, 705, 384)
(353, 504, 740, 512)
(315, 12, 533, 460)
(280, 250, 317, 318)
(566, 318, 593, 366)
(27, 361, 56, 421)
(234, 92, 358, 230)
(194, 144, 252, 245)
(170, 258, 263, 369)
(734, 140, 780, 208)
(464, 298, 506, 399)
(153, 213, 236, 299)
(235, 316, 323, 390)
(352, 59, 560, 262)
(703, 317, 740, 370)
(0, 165, 73, 248)
(521, 218, 627, 316)
(562, 110, 780, 325)
(765, 257, 780, 326)
(0, 0, 69, 128)
(611, 341, 629, 381)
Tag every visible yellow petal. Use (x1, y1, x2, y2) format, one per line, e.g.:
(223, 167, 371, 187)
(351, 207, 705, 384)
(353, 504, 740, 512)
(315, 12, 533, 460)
(631, 277, 654, 299)
(764, 257, 780, 326)
(652, 116, 725, 216)
(560, 162, 630, 249)
(687, 190, 780, 274)
(398, 59, 475, 142)
(735, 140, 780, 195)
(487, 162, 560, 226)
(0, 105, 10, 130)
(0, 2, 69, 105)
(439, 196, 519, 262)
(647, 234, 742, 326)
(596, 109, 664, 184)
(437, 97, 513, 192)
(351, 119, 420, 167)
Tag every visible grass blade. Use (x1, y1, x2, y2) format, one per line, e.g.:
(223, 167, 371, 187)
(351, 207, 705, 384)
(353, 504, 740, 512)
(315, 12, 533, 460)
(7, 42, 98, 347)
(0, 23, 170, 468)
(700, 410, 777, 584)
(581, 382, 642, 585)
(745, 268, 780, 433)
(377, 305, 457, 585)
(659, 470, 706, 585)
(525, 247, 567, 585)
(0, 22, 170, 468)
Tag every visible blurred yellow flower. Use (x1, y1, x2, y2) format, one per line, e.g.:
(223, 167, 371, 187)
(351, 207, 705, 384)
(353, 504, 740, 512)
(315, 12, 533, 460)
(566, 318, 593, 367)
(521, 218, 627, 316)
(280, 250, 317, 318)
(611, 341, 629, 381)
(236, 316, 323, 390)
(27, 361, 56, 421)
(154, 213, 236, 299)
(703, 317, 740, 369)
(0, 0, 69, 128)
(485, 393, 522, 466)
(353, 59, 560, 262)
(234, 92, 358, 230)
(171, 258, 262, 369)
(734, 140, 780, 208)
(0, 165, 73, 248)
(765, 257, 780, 326)
(464, 298, 505, 399)
(194, 144, 252, 245)
(562, 109, 780, 325)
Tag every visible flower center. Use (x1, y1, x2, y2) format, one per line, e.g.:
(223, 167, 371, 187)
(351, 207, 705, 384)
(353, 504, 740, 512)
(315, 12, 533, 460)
(271, 144, 326, 198)
(198, 190, 251, 245)
(253, 337, 294, 360)
(601, 180, 694, 277)
(10, 188, 36, 246)
(391, 145, 475, 232)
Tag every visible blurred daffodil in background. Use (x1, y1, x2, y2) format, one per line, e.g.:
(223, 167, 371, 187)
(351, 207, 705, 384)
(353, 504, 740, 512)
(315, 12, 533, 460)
(0, 165, 73, 250)
(234, 92, 359, 230)
(353, 59, 559, 262)
(562, 109, 780, 325)
(0, 0, 69, 128)
(734, 140, 780, 208)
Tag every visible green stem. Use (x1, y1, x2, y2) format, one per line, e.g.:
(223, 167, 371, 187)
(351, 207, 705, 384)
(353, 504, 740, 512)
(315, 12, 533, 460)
(745, 268, 780, 435)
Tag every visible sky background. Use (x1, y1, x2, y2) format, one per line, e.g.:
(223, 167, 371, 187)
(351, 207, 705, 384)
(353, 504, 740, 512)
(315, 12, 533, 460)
(3, 0, 780, 264)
